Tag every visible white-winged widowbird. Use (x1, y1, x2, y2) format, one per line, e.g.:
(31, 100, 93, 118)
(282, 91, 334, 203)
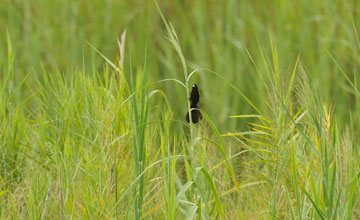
(186, 84, 202, 123)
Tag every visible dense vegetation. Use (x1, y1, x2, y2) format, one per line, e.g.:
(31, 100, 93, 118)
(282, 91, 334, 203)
(1, 0, 360, 219)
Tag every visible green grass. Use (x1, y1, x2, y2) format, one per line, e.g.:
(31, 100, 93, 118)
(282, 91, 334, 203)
(1, 0, 360, 219)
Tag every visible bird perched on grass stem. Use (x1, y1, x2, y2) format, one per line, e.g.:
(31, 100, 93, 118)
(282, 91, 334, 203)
(186, 84, 202, 123)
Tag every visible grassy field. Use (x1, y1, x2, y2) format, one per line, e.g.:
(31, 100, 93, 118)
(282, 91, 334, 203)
(1, 0, 360, 219)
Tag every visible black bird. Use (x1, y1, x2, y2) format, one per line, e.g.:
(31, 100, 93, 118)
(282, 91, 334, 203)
(186, 84, 202, 123)
(189, 84, 200, 105)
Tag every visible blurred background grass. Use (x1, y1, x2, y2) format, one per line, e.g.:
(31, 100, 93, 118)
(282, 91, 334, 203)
(1, 0, 359, 130)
